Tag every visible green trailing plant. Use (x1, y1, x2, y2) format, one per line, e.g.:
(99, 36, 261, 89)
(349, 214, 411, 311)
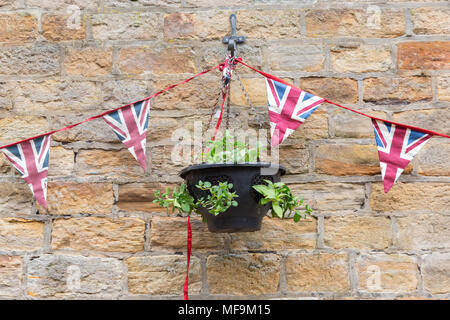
(252, 180, 312, 222)
(153, 180, 238, 217)
(200, 130, 265, 164)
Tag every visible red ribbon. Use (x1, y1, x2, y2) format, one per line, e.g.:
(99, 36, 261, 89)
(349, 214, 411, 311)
(183, 216, 192, 300)
(236, 59, 450, 139)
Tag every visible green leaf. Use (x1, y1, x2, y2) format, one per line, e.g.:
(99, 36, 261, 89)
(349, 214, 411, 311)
(272, 203, 283, 218)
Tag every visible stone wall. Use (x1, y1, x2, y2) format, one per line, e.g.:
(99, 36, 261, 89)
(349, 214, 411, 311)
(0, 0, 449, 299)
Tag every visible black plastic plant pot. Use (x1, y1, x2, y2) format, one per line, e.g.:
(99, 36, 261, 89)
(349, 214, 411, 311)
(179, 163, 286, 233)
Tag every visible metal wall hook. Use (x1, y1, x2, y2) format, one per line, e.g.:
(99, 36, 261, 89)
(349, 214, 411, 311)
(222, 14, 245, 59)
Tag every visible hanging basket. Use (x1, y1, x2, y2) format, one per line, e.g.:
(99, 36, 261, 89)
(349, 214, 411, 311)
(179, 162, 286, 233)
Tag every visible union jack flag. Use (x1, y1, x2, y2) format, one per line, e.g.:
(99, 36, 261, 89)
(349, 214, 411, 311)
(372, 119, 432, 193)
(103, 99, 150, 170)
(266, 78, 324, 147)
(1, 135, 51, 208)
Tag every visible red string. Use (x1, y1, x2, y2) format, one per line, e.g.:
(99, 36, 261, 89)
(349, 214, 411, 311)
(0, 64, 222, 150)
(236, 59, 450, 139)
(183, 216, 192, 300)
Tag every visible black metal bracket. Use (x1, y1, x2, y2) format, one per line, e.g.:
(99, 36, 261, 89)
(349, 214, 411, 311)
(222, 14, 245, 59)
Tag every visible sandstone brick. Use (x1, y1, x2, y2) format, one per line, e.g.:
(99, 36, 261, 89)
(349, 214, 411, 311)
(324, 216, 392, 249)
(163, 13, 195, 40)
(75, 149, 146, 179)
(356, 253, 417, 293)
(117, 182, 176, 213)
(12, 80, 102, 115)
(370, 183, 450, 213)
(305, 9, 405, 38)
(0, 153, 11, 174)
(127, 255, 201, 295)
(150, 216, 227, 250)
(392, 108, 450, 136)
(64, 47, 113, 77)
(230, 217, 317, 250)
(363, 77, 432, 104)
(0, 256, 22, 297)
(92, 12, 160, 41)
(147, 117, 180, 142)
(230, 77, 270, 106)
(315, 144, 383, 176)
(26, 254, 123, 299)
(101, 79, 149, 110)
(0, 218, 44, 251)
(48, 146, 74, 177)
(42, 14, 86, 42)
(331, 44, 392, 73)
(422, 253, 450, 294)
(0, 14, 37, 43)
(279, 142, 310, 174)
(289, 110, 329, 140)
(41, 182, 113, 215)
(286, 253, 350, 293)
(207, 254, 280, 295)
(416, 139, 450, 176)
(437, 77, 450, 101)
(26, 0, 98, 10)
(0, 0, 24, 9)
(105, 0, 181, 8)
(0, 81, 13, 111)
(396, 214, 450, 250)
(0, 44, 60, 75)
(290, 183, 365, 211)
(301, 77, 358, 104)
(333, 109, 387, 138)
(0, 183, 33, 216)
(52, 217, 145, 253)
(411, 8, 450, 35)
(118, 47, 196, 75)
(397, 42, 450, 70)
(269, 44, 325, 72)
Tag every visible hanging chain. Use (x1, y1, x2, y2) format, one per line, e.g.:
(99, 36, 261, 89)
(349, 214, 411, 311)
(225, 80, 231, 130)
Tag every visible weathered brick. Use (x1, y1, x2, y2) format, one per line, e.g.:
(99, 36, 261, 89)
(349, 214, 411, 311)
(301, 77, 358, 104)
(127, 255, 201, 295)
(0, 44, 60, 76)
(117, 182, 176, 213)
(101, 79, 149, 109)
(269, 44, 325, 72)
(0, 13, 37, 43)
(289, 110, 329, 140)
(0, 218, 44, 251)
(392, 108, 450, 136)
(230, 217, 316, 250)
(279, 142, 310, 174)
(324, 216, 392, 249)
(92, 12, 160, 40)
(0, 153, 11, 174)
(363, 77, 432, 104)
(41, 182, 113, 215)
(333, 109, 387, 138)
(290, 183, 365, 211)
(42, 14, 86, 42)
(286, 253, 350, 293)
(331, 44, 392, 73)
(207, 254, 280, 295)
(422, 253, 450, 294)
(315, 144, 383, 176)
(370, 183, 450, 213)
(396, 214, 450, 250)
(397, 42, 450, 70)
(416, 139, 450, 176)
(52, 217, 145, 253)
(411, 8, 450, 35)
(150, 216, 227, 250)
(26, 0, 98, 10)
(64, 47, 113, 77)
(0, 256, 22, 297)
(27, 254, 123, 299)
(48, 146, 74, 177)
(75, 149, 146, 179)
(305, 9, 405, 38)
(356, 253, 418, 293)
(0, 183, 33, 216)
(164, 13, 195, 40)
(118, 47, 196, 75)
(230, 77, 270, 106)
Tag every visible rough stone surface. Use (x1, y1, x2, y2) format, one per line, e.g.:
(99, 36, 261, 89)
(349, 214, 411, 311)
(416, 139, 450, 176)
(52, 217, 145, 253)
(363, 77, 432, 104)
(127, 255, 201, 295)
(0, 14, 37, 43)
(0, 218, 44, 251)
(324, 216, 393, 249)
(411, 8, 450, 35)
(331, 44, 392, 73)
(397, 42, 450, 70)
(0, 256, 22, 298)
(64, 48, 113, 76)
(0, 183, 33, 216)
(269, 44, 325, 72)
(42, 14, 86, 42)
(392, 108, 450, 136)
(301, 77, 358, 104)
(421, 253, 450, 294)
(286, 253, 350, 293)
(26, 254, 123, 299)
(207, 254, 280, 295)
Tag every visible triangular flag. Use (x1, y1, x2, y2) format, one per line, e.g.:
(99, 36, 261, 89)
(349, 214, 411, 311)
(1, 135, 51, 208)
(103, 99, 150, 170)
(265, 78, 324, 147)
(371, 119, 432, 193)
